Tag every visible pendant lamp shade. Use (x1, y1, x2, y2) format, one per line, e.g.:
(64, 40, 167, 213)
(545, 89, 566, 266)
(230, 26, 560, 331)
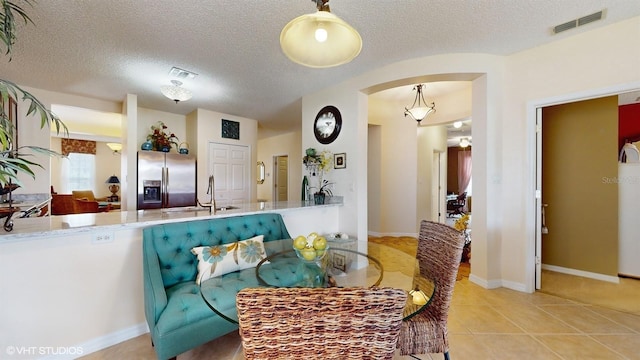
(404, 84, 436, 124)
(280, 10, 362, 68)
(160, 80, 192, 103)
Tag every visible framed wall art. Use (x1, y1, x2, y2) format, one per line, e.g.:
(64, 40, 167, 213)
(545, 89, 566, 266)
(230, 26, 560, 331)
(221, 119, 240, 140)
(334, 153, 346, 169)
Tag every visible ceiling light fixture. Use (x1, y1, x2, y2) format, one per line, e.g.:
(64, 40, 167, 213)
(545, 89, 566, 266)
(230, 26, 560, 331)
(280, 0, 362, 68)
(453, 121, 462, 129)
(404, 84, 436, 124)
(459, 138, 470, 148)
(160, 80, 192, 103)
(106, 142, 122, 154)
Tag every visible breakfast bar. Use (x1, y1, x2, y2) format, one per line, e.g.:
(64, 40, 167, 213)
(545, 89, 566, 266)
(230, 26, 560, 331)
(0, 200, 345, 358)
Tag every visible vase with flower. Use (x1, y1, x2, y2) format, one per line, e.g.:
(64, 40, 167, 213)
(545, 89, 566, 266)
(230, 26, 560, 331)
(453, 214, 471, 262)
(147, 121, 179, 152)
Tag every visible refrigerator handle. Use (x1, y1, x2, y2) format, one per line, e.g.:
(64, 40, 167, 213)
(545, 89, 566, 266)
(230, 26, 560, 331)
(163, 167, 168, 206)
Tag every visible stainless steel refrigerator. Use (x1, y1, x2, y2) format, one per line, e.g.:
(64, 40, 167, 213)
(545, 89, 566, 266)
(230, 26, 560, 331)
(137, 152, 196, 210)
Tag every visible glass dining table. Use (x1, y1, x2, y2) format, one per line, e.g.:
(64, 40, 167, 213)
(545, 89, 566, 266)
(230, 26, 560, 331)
(200, 238, 434, 324)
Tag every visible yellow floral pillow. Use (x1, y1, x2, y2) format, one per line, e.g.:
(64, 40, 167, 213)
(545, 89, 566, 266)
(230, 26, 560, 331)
(191, 235, 267, 285)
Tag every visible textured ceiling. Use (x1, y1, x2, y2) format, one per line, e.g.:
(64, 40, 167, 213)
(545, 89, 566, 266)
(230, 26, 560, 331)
(1, 0, 639, 133)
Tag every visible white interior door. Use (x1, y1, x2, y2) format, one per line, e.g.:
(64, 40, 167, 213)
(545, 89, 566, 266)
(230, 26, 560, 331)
(535, 107, 543, 289)
(209, 143, 250, 207)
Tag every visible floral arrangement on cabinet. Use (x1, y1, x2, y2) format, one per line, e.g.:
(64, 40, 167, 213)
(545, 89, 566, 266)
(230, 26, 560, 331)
(303, 148, 333, 204)
(146, 121, 179, 152)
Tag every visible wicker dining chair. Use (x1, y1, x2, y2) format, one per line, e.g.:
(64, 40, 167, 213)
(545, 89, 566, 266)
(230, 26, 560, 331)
(397, 220, 465, 360)
(236, 287, 407, 360)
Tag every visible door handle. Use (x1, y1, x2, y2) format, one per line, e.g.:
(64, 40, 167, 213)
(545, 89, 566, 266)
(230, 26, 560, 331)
(541, 203, 548, 234)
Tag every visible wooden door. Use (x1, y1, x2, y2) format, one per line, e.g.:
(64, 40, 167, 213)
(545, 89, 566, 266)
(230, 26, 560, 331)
(541, 96, 618, 277)
(275, 155, 288, 201)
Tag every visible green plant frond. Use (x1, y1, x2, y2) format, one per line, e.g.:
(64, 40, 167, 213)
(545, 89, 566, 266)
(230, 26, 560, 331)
(0, 170, 24, 187)
(1, 0, 34, 59)
(0, 79, 69, 136)
(15, 145, 65, 158)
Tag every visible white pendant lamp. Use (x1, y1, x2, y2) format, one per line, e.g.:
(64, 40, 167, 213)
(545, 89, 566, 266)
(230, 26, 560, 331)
(280, 0, 362, 68)
(160, 80, 192, 103)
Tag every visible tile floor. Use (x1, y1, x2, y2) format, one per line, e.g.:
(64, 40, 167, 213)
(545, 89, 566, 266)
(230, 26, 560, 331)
(81, 235, 640, 360)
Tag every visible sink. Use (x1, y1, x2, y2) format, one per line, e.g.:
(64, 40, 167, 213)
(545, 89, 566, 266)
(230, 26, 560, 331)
(161, 206, 212, 212)
(215, 206, 239, 211)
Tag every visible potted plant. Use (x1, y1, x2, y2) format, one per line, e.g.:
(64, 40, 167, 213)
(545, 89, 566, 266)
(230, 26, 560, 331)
(147, 121, 179, 152)
(304, 149, 334, 204)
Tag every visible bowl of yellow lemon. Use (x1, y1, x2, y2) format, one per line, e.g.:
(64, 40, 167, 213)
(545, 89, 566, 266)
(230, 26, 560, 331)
(293, 232, 328, 262)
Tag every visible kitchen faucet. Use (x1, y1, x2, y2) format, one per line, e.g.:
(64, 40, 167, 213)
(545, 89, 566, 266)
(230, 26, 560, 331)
(197, 175, 216, 214)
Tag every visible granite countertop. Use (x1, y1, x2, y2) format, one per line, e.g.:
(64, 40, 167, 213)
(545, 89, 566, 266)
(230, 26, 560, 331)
(0, 198, 343, 243)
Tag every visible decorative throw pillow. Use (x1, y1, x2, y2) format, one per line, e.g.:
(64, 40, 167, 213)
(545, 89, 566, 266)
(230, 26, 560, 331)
(191, 235, 267, 285)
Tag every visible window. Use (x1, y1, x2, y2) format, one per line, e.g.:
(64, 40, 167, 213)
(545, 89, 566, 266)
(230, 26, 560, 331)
(60, 153, 96, 193)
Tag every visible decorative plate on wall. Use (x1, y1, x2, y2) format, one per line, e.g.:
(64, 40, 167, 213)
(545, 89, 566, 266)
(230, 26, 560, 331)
(314, 106, 342, 144)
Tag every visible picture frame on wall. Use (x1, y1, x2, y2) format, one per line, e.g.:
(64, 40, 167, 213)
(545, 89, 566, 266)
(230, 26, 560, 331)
(334, 153, 346, 169)
(1, 97, 18, 150)
(221, 119, 240, 140)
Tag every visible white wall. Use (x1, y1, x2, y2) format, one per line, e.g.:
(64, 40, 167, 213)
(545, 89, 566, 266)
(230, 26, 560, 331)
(502, 16, 640, 291)
(301, 16, 640, 292)
(302, 87, 366, 250)
(189, 108, 258, 203)
(137, 107, 187, 151)
(256, 130, 302, 202)
(367, 124, 382, 235)
(368, 96, 418, 235)
(0, 207, 340, 357)
(0, 227, 146, 357)
(417, 124, 448, 228)
(13, 86, 121, 195)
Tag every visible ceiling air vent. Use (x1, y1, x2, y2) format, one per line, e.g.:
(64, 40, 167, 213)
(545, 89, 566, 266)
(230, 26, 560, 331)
(168, 66, 198, 79)
(553, 10, 605, 34)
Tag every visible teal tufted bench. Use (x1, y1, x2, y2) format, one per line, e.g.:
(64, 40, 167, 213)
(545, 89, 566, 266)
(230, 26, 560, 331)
(142, 213, 292, 360)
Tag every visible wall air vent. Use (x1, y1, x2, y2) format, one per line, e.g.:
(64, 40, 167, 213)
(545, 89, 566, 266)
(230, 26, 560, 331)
(553, 20, 577, 34)
(553, 10, 605, 34)
(578, 11, 603, 26)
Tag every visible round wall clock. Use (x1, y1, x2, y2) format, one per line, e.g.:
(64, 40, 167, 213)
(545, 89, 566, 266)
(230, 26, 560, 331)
(314, 105, 342, 144)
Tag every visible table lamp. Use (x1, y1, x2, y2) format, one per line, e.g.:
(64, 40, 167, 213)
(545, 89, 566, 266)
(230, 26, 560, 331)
(106, 175, 120, 201)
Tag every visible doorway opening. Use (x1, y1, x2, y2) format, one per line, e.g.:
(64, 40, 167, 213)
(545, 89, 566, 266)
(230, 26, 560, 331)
(273, 155, 289, 202)
(532, 87, 640, 315)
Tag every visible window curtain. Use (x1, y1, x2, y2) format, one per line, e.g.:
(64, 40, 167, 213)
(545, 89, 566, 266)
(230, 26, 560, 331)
(61, 138, 96, 156)
(458, 150, 472, 194)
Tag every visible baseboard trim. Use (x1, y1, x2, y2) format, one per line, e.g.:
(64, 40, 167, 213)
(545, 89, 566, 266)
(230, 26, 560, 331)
(367, 231, 418, 238)
(40, 323, 149, 360)
(542, 264, 620, 284)
(468, 274, 527, 292)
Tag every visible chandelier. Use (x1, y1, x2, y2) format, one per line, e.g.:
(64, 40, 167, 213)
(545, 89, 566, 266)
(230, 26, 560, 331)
(404, 84, 436, 124)
(160, 80, 192, 103)
(280, 0, 362, 68)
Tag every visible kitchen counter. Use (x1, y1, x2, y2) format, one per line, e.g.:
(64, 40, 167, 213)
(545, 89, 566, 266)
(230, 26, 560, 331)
(0, 198, 343, 243)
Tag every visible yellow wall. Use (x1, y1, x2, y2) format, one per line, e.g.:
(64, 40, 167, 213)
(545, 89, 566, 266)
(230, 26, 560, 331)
(542, 96, 619, 275)
(256, 130, 302, 202)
